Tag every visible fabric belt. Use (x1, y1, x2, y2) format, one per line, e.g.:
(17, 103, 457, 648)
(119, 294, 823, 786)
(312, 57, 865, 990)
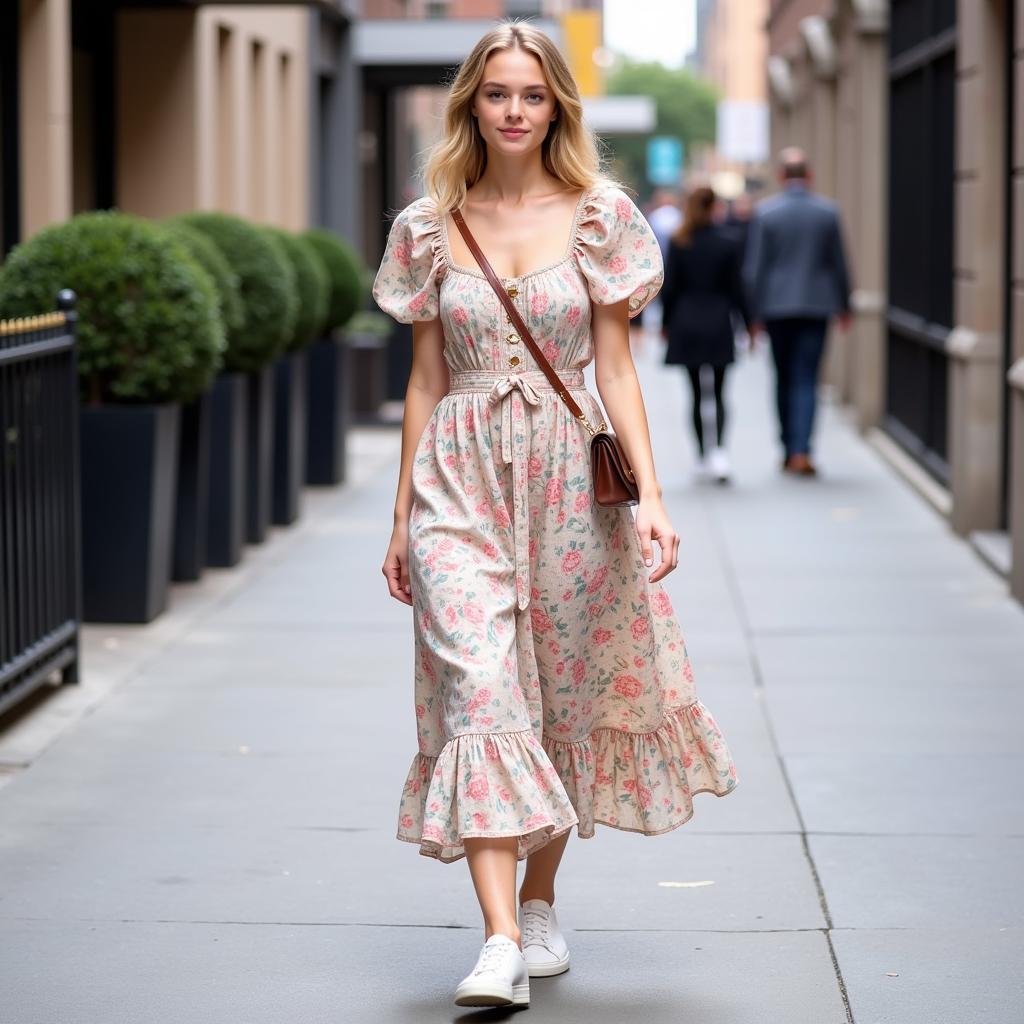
(447, 368, 586, 611)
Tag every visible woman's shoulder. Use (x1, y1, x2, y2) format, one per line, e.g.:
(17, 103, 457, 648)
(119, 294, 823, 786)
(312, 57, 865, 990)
(388, 194, 443, 232)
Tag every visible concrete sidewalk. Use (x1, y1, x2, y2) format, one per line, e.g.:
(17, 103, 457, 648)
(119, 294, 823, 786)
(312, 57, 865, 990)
(1, 334, 1022, 1024)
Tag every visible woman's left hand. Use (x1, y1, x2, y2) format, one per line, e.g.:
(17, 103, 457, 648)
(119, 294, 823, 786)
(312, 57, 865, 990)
(634, 496, 679, 583)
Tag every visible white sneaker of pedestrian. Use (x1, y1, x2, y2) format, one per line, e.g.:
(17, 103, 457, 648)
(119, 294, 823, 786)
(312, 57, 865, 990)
(708, 446, 731, 484)
(453, 934, 530, 1007)
(692, 454, 711, 483)
(518, 899, 571, 977)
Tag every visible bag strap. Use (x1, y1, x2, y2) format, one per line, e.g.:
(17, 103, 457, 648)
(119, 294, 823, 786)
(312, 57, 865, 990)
(450, 207, 604, 436)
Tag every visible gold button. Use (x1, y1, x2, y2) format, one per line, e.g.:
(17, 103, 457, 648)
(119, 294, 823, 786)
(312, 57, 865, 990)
(506, 332, 519, 344)
(509, 355, 520, 367)
(507, 287, 519, 298)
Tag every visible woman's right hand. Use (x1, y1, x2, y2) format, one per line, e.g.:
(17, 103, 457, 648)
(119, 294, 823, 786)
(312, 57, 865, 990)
(382, 521, 413, 606)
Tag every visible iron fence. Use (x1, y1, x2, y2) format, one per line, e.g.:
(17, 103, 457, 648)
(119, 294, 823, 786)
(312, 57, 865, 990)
(0, 291, 81, 717)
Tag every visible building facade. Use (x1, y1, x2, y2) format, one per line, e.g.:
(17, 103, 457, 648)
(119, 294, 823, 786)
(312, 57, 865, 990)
(1, 1, 359, 256)
(765, 0, 1024, 603)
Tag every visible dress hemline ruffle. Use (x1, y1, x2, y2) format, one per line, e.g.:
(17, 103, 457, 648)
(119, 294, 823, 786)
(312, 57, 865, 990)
(396, 700, 738, 864)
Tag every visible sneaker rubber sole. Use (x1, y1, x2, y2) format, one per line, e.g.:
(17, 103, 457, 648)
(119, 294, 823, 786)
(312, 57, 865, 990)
(453, 980, 530, 1007)
(526, 951, 570, 977)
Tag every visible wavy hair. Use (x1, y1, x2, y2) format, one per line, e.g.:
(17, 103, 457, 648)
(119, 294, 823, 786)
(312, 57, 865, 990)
(421, 20, 624, 211)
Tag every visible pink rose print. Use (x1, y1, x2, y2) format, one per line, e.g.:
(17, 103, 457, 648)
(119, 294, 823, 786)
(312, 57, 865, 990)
(545, 477, 563, 506)
(466, 774, 490, 800)
(613, 674, 643, 700)
(530, 605, 554, 635)
(467, 688, 492, 713)
(474, 499, 492, 519)
(556, 508, 567, 525)
(652, 590, 673, 616)
(464, 405, 475, 431)
(615, 196, 632, 222)
(482, 541, 498, 559)
(408, 290, 429, 314)
(400, 814, 414, 828)
(622, 779, 636, 793)
(637, 784, 653, 809)
(562, 550, 582, 574)
(415, 704, 426, 719)
(571, 659, 586, 686)
(444, 605, 458, 626)
(484, 738, 500, 762)
(567, 305, 582, 327)
(533, 767, 551, 793)
(493, 504, 511, 530)
(498, 786, 513, 802)
(586, 565, 608, 594)
(531, 293, 549, 316)
(472, 811, 490, 830)
(527, 454, 543, 478)
(630, 617, 649, 640)
(523, 812, 549, 830)
(452, 305, 469, 326)
(608, 255, 627, 274)
(592, 627, 613, 645)
(464, 602, 485, 625)
(573, 491, 591, 513)
(542, 339, 559, 362)
(394, 241, 411, 268)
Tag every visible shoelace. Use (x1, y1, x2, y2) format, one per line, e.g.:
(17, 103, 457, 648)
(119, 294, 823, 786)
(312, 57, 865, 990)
(521, 908, 551, 950)
(473, 940, 517, 976)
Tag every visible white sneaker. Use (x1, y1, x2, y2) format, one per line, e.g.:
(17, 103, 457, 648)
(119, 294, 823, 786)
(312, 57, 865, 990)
(518, 899, 571, 977)
(708, 446, 731, 484)
(453, 934, 530, 1007)
(692, 454, 711, 483)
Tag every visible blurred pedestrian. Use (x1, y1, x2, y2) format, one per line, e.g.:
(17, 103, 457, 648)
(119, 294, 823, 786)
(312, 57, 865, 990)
(640, 188, 683, 336)
(743, 147, 852, 476)
(661, 185, 751, 484)
(372, 20, 738, 1011)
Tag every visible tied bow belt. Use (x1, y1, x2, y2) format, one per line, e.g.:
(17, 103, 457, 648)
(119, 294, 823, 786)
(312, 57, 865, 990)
(448, 367, 586, 612)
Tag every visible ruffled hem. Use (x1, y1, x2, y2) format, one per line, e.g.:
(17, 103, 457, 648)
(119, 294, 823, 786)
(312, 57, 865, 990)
(542, 700, 738, 838)
(396, 702, 737, 864)
(396, 729, 580, 864)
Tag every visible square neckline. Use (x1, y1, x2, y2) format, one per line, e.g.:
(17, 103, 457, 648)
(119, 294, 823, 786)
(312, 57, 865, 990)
(439, 187, 591, 282)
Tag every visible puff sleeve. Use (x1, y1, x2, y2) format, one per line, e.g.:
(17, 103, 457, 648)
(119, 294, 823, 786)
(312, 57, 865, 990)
(574, 186, 664, 318)
(371, 197, 446, 323)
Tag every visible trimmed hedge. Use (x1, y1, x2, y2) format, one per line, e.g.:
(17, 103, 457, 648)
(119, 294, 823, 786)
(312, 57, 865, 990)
(177, 212, 297, 372)
(0, 210, 225, 405)
(162, 221, 244, 340)
(267, 228, 329, 351)
(302, 228, 364, 332)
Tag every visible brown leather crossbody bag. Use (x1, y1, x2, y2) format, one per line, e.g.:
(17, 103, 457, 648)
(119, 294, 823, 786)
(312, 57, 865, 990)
(450, 208, 639, 507)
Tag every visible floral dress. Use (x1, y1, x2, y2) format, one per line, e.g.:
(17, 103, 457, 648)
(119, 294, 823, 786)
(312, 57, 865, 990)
(372, 182, 738, 864)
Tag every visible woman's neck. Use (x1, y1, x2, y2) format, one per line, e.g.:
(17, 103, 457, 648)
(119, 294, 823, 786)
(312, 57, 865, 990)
(471, 156, 566, 205)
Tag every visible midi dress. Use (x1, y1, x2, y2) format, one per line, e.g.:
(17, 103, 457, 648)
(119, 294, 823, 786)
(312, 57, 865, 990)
(372, 182, 739, 864)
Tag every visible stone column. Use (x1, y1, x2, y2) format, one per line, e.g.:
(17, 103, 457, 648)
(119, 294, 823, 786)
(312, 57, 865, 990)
(850, 0, 889, 432)
(18, 0, 71, 238)
(948, 0, 1008, 535)
(1008, 0, 1024, 601)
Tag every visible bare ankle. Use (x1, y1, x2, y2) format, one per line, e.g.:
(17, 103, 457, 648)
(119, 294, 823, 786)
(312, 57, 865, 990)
(518, 887, 555, 906)
(484, 922, 521, 947)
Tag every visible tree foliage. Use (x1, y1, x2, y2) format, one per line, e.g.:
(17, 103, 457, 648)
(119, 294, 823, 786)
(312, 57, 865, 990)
(601, 60, 718, 201)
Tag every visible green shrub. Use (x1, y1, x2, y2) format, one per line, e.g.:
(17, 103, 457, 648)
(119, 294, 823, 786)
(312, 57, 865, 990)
(302, 228, 364, 331)
(0, 210, 225, 405)
(161, 221, 244, 340)
(267, 228, 329, 351)
(176, 212, 297, 372)
(346, 310, 391, 337)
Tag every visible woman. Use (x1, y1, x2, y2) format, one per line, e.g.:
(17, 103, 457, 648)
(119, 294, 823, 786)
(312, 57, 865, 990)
(372, 22, 738, 1010)
(661, 185, 751, 484)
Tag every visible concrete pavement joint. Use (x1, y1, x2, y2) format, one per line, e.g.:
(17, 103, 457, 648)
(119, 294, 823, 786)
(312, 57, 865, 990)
(700, 488, 856, 1023)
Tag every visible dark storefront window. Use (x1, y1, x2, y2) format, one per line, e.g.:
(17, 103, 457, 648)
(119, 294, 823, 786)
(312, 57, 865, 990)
(886, 0, 956, 482)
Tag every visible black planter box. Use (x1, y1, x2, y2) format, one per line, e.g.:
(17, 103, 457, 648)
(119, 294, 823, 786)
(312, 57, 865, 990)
(305, 332, 352, 486)
(272, 349, 308, 525)
(386, 321, 412, 401)
(206, 372, 247, 568)
(173, 390, 212, 581)
(246, 364, 275, 545)
(80, 403, 180, 623)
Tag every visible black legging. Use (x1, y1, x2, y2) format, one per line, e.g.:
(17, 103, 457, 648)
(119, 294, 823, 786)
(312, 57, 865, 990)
(685, 365, 727, 455)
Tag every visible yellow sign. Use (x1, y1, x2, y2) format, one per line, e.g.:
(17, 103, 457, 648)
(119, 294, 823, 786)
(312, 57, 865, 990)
(560, 11, 603, 98)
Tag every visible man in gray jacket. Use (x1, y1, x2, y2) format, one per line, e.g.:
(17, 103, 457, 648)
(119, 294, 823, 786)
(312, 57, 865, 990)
(743, 148, 852, 475)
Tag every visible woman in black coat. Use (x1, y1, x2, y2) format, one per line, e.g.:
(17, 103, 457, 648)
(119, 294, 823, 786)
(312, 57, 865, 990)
(661, 185, 751, 483)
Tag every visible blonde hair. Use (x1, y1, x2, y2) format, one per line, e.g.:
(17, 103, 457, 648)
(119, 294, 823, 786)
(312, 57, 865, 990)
(422, 19, 625, 211)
